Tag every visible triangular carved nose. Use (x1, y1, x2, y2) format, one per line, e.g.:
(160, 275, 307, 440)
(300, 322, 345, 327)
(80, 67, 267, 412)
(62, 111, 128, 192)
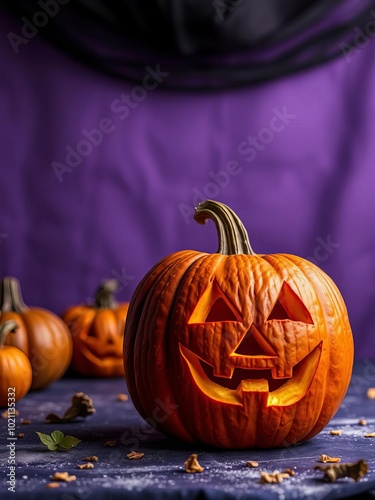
(234, 324, 277, 357)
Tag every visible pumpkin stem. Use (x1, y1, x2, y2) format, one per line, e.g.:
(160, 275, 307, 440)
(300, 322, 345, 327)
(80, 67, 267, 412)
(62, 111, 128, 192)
(194, 200, 255, 255)
(94, 279, 119, 309)
(0, 320, 19, 348)
(0, 277, 29, 313)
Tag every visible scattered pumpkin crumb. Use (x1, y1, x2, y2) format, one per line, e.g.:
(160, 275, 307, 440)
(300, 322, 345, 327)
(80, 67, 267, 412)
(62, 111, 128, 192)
(104, 440, 117, 447)
(17, 433, 25, 438)
(320, 454, 341, 463)
(46, 482, 60, 489)
(1, 409, 19, 418)
(184, 454, 204, 473)
(20, 419, 31, 425)
(116, 393, 129, 401)
(46, 392, 95, 423)
(367, 388, 375, 399)
(330, 430, 342, 436)
(83, 456, 99, 462)
(315, 459, 368, 482)
(358, 419, 367, 426)
(77, 463, 94, 469)
(284, 468, 296, 476)
(260, 471, 290, 484)
(364, 433, 375, 438)
(126, 451, 144, 460)
(51, 472, 76, 482)
(246, 461, 259, 468)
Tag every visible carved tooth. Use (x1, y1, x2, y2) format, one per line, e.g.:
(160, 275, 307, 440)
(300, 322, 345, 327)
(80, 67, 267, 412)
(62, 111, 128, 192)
(213, 366, 234, 378)
(273, 366, 293, 379)
(231, 356, 277, 370)
(241, 379, 269, 393)
(282, 367, 293, 379)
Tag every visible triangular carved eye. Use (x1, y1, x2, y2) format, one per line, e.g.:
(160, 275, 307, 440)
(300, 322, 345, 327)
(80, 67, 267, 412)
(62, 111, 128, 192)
(188, 280, 242, 324)
(267, 282, 314, 324)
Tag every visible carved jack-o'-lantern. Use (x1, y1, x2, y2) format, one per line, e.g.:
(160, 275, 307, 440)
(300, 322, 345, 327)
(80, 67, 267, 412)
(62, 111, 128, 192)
(63, 280, 128, 377)
(124, 201, 354, 448)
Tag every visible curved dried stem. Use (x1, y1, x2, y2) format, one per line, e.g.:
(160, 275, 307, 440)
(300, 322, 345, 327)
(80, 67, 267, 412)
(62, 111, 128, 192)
(194, 200, 255, 255)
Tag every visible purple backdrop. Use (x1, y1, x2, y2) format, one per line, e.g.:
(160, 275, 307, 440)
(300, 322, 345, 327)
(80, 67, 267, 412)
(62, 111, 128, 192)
(0, 9, 374, 359)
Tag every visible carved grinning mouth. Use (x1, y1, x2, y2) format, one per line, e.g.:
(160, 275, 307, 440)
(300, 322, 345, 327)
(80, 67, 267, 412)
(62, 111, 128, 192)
(179, 342, 322, 407)
(80, 346, 123, 366)
(82, 335, 123, 359)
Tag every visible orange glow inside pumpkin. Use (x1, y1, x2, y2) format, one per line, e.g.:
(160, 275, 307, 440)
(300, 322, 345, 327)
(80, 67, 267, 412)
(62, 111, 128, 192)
(76, 319, 124, 365)
(188, 280, 242, 324)
(180, 279, 321, 407)
(268, 281, 314, 324)
(180, 343, 322, 407)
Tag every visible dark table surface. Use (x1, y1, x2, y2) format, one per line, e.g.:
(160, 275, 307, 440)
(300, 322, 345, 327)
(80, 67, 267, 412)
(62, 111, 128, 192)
(1, 361, 375, 500)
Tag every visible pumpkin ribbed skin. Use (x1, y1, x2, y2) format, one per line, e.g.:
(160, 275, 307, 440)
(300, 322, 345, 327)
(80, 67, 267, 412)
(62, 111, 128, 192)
(63, 304, 128, 377)
(124, 201, 353, 449)
(0, 321, 32, 407)
(62, 281, 129, 377)
(0, 278, 72, 390)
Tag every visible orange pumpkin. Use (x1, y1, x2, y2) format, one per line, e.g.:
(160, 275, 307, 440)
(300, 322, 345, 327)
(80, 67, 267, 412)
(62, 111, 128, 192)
(62, 280, 129, 377)
(0, 277, 73, 390)
(124, 200, 354, 449)
(0, 321, 32, 407)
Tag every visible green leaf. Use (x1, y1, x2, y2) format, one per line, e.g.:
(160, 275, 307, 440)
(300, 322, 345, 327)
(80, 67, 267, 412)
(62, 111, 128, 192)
(57, 435, 81, 451)
(36, 432, 58, 451)
(36, 431, 81, 452)
(51, 430, 64, 444)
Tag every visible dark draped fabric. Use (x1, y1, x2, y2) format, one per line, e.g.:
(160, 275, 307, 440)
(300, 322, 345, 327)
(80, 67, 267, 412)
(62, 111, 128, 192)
(3, 0, 375, 89)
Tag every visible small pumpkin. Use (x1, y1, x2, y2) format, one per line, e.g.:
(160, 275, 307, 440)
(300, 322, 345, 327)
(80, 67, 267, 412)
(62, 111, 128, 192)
(0, 277, 73, 390)
(124, 200, 354, 449)
(0, 321, 32, 407)
(62, 280, 129, 377)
